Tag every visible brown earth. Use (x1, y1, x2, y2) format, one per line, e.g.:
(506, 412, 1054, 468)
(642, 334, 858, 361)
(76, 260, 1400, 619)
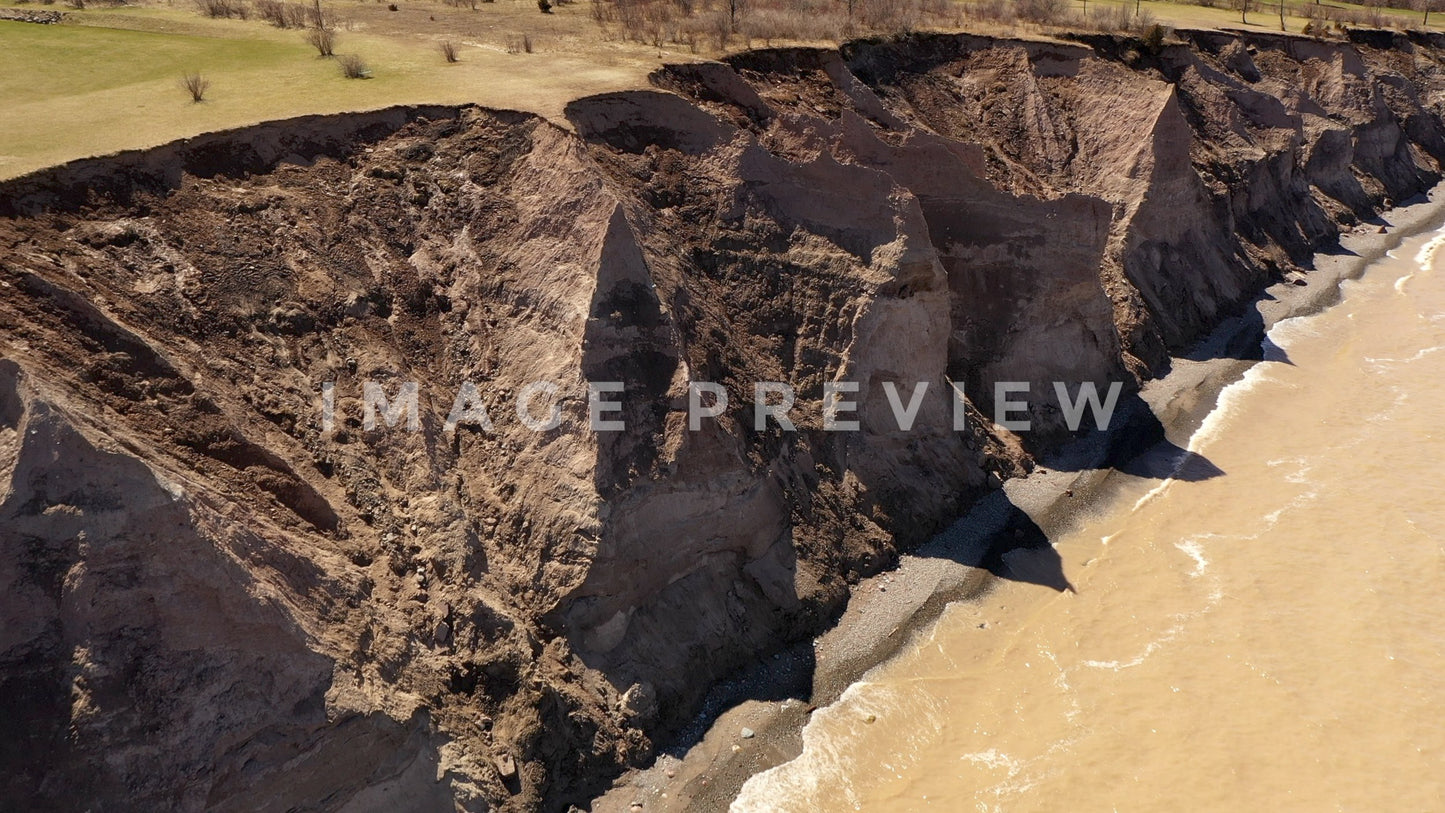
(3, 27, 1445, 812)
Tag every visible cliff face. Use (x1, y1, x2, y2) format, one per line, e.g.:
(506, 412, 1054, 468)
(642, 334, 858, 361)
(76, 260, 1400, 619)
(2, 29, 1444, 811)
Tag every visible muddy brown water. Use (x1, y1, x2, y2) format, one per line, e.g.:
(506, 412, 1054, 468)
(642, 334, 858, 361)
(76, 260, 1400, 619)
(734, 226, 1445, 811)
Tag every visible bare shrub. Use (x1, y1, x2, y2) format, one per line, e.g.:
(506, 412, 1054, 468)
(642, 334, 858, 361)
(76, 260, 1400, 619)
(1015, 0, 1066, 23)
(180, 72, 210, 102)
(1366, 0, 1388, 25)
(1084, 0, 1130, 29)
(858, 0, 920, 31)
(740, 6, 846, 42)
(440, 40, 458, 61)
(596, 0, 950, 49)
(505, 33, 534, 52)
(256, 0, 310, 27)
(338, 53, 370, 78)
(708, 8, 732, 48)
(972, 0, 1017, 23)
(197, 0, 249, 18)
(254, 0, 281, 24)
(306, 26, 336, 55)
(1142, 21, 1166, 50)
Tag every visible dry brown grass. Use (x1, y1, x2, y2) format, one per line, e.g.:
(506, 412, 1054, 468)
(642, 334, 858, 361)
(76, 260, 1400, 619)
(591, 0, 967, 50)
(253, 0, 308, 28)
(196, 0, 249, 19)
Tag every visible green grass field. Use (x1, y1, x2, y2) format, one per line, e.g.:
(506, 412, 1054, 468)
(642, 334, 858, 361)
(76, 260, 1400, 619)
(0, 2, 660, 179)
(0, 0, 1435, 179)
(1127, 0, 1425, 32)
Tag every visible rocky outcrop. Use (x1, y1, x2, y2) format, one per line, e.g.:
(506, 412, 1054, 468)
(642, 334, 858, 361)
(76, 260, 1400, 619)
(3, 28, 1445, 812)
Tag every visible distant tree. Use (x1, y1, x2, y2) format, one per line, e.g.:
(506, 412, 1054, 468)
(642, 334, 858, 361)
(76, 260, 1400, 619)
(1419, 0, 1440, 27)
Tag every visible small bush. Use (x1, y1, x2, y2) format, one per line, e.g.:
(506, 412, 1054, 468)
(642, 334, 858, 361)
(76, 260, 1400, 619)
(339, 53, 370, 78)
(306, 26, 336, 55)
(197, 0, 249, 19)
(180, 72, 210, 102)
(538, 0, 552, 11)
(1015, 0, 1066, 23)
(255, 0, 309, 27)
(972, 0, 1016, 22)
(593, 0, 957, 50)
(1085, 1, 1131, 30)
(1142, 22, 1166, 51)
(440, 40, 458, 61)
(254, 0, 281, 24)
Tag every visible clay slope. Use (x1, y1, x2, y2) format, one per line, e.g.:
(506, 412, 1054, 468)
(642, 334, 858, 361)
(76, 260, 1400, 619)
(2, 29, 1445, 812)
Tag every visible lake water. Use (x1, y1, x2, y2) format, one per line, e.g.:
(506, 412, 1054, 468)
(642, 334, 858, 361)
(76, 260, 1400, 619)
(735, 225, 1445, 812)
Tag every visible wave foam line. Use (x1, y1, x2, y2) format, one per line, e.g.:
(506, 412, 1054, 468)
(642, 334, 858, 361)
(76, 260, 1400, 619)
(1414, 229, 1445, 269)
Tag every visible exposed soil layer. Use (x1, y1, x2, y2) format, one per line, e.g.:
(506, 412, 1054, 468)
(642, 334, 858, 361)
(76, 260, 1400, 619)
(3, 28, 1445, 812)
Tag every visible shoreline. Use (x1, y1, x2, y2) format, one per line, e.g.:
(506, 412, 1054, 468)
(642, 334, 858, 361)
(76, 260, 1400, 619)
(592, 186, 1445, 812)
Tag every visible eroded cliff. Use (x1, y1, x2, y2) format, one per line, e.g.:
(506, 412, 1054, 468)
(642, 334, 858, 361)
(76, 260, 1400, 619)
(2, 28, 1444, 811)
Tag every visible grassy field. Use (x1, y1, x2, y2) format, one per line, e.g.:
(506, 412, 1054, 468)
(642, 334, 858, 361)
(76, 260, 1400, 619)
(0, 0, 670, 179)
(1124, 0, 1425, 32)
(0, 0, 1436, 180)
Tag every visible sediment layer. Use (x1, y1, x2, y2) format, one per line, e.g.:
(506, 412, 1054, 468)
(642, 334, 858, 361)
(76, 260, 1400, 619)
(2, 27, 1444, 811)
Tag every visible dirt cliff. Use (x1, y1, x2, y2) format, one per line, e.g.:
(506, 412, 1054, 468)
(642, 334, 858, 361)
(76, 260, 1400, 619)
(3, 28, 1444, 812)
